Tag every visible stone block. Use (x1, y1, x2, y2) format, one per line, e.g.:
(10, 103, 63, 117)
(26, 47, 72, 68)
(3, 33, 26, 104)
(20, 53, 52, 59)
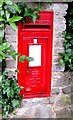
(13, 100, 55, 118)
(52, 56, 62, 63)
(71, 86, 73, 93)
(54, 38, 64, 48)
(53, 47, 65, 56)
(52, 79, 70, 88)
(71, 104, 73, 119)
(5, 68, 16, 77)
(52, 72, 65, 80)
(49, 95, 57, 104)
(55, 31, 64, 39)
(55, 107, 71, 118)
(71, 93, 73, 104)
(52, 63, 65, 72)
(5, 25, 17, 36)
(6, 59, 16, 68)
(51, 88, 60, 95)
(62, 86, 71, 94)
(33, 105, 54, 118)
(55, 93, 71, 109)
(20, 98, 43, 107)
(5, 35, 17, 42)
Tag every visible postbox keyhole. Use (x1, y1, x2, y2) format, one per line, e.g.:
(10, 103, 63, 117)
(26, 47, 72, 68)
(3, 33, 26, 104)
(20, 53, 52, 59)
(27, 68, 29, 74)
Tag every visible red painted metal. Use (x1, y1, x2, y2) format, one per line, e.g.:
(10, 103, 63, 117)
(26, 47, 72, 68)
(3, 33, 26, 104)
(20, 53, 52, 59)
(18, 11, 53, 98)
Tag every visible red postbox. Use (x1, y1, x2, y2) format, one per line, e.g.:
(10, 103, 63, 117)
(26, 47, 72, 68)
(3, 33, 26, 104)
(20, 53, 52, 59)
(18, 11, 53, 98)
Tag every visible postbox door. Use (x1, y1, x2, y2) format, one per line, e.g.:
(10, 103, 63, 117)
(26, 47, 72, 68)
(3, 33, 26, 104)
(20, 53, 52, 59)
(21, 38, 47, 94)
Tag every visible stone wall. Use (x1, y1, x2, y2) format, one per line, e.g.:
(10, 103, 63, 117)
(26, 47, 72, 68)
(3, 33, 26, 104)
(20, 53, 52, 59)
(5, 3, 73, 119)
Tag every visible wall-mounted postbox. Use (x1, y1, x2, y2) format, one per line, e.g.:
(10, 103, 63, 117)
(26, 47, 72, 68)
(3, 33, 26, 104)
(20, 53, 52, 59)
(18, 11, 53, 98)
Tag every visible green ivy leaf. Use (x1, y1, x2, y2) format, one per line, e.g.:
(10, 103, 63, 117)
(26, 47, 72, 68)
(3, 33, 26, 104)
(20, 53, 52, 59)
(64, 54, 69, 62)
(15, 68, 19, 73)
(12, 54, 16, 60)
(0, 75, 2, 83)
(0, 30, 4, 38)
(16, 53, 20, 56)
(5, 1, 13, 5)
(26, 57, 34, 62)
(58, 53, 63, 56)
(66, 49, 71, 53)
(12, 99, 19, 107)
(0, 0, 3, 7)
(59, 58, 65, 67)
(0, 52, 6, 59)
(13, 3, 21, 14)
(6, 87, 10, 98)
(65, 43, 71, 49)
(0, 55, 2, 62)
(7, 16, 23, 23)
(69, 59, 71, 63)
(0, 17, 5, 21)
(13, 111, 16, 115)
(6, 111, 8, 116)
(69, 22, 73, 27)
(37, 3, 43, 12)
(47, 0, 52, 5)
(0, 10, 4, 17)
(65, 34, 71, 39)
(19, 55, 26, 63)
(6, 11, 10, 20)
(0, 24, 4, 28)
(9, 22, 17, 31)
(62, 30, 66, 36)
(32, 15, 36, 24)
(20, 86, 24, 90)
(70, 8, 73, 14)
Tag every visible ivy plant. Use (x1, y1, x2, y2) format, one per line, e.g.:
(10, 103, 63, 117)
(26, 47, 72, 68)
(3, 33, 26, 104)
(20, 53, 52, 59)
(59, 2, 73, 71)
(2, 71, 23, 117)
(0, 0, 42, 117)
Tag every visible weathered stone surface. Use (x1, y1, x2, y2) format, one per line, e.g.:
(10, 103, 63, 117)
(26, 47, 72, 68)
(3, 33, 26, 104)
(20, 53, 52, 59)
(71, 86, 73, 93)
(55, 93, 71, 108)
(5, 25, 17, 35)
(5, 35, 17, 42)
(71, 93, 73, 104)
(53, 4, 68, 15)
(52, 78, 69, 87)
(52, 72, 65, 80)
(53, 47, 65, 56)
(5, 68, 16, 76)
(62, 86, 71, 94)
(6, 59, 16, 68)
(33, 105, 54, 118)
(21, 96, 57, 108)
(71, 104, 73, 119)
(52, 56, 62, 63)
(52, 63, 65, 72)
(51, 88, 60, 95)
(55, 107, 71, 118)
(49, 95, 57, 104)
(20, 98, 43, 107)
(10, 104, 54, 118)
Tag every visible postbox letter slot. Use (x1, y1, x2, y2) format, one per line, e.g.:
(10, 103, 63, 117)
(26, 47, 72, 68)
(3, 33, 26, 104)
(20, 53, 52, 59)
(24, 25, 50, 29)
